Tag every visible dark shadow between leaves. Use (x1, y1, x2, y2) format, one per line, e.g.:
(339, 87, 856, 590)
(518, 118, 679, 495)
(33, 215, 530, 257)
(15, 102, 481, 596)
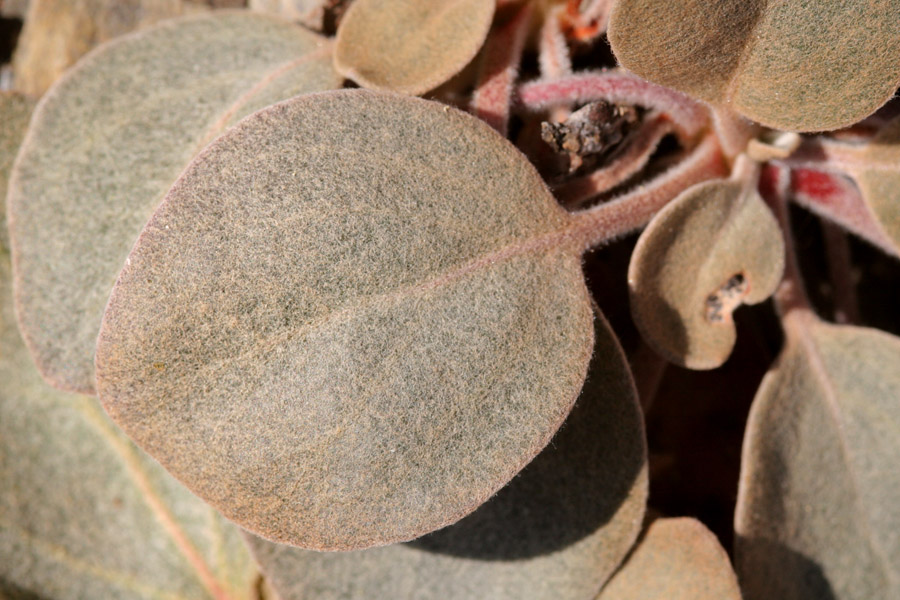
(736, 536, 837, 600)
(409, 319, 646, 560)
(0, 580, 51, 600)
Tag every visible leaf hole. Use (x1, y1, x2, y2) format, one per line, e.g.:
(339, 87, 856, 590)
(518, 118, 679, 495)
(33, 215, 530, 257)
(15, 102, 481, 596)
(705, 273, 748, 323)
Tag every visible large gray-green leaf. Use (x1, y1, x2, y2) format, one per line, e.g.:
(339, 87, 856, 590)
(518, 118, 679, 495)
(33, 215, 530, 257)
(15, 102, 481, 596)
(95, 90, 597, 550)
(246, 310, 646, 599)
(8, 11, 340, 394)
(608, 1, 900, 131)
(735, 310, 900, 600)
(628, 177, 784, 369)
(597, 518, 741, 600)
(0, 92, 34, 253)
(0, 252, 259, 600)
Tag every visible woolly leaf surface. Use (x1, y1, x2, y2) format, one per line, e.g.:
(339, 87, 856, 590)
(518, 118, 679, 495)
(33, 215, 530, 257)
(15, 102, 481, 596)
(95, 90, 595, 550)
(0, 93, 34, 253)
(8, 11, 340, 394)
(0, 252, 258, 600)
(246, 310, 646, 599)
(628, 179, 784, 369)
(735, 313, 900, 600)
(608, 0, 900, 131)
(334, 0, 494, 95)
(597, 518, 741, 600)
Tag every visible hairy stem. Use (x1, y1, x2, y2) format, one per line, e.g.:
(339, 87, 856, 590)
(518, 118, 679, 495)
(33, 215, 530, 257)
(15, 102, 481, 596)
(471, 0, 533, 136)
(568, 134, 726, 250)
(759, 164, 814, 318)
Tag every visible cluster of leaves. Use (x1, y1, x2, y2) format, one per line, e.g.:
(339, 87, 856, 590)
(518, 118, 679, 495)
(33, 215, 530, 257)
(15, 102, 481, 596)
(1, 0, 898, 598)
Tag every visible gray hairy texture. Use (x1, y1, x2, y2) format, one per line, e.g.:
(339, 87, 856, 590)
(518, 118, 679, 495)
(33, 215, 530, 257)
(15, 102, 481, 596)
(334, 0, 495, 95)
(735, 314, 900, 600)
(95, 90, 596, 550)
(0, 93, 33, 253)
(609, 0, 900, 131)
(628, 179, 784, 370)
(8, 11, 340, 394)
(0, 251, 259, 600)
(597, 518, 741, 600)
(246, 310, 647, 599)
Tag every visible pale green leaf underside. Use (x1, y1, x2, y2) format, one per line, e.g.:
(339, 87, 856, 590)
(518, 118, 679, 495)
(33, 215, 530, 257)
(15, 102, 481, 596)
(247, 311, 647, 599)
(598, 518, 741, 600)
(0, 93, 34, 253)
(736, 315, 900, 600)
(334, 0, 495, 95)
(8, 11, 340, 394)
(609, 0, 900, 131)
(0, 253, 257, 600)
(628, 179, 784, 370)
(95, 90, 595, 550)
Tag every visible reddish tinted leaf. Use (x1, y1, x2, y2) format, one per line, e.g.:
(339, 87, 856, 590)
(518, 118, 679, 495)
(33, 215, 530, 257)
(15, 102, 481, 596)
(95, 90, 599, 550)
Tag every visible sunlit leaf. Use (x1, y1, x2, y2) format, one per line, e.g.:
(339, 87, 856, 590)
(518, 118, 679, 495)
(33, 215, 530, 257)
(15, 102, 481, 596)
(608, 1, 900, 131)
(0, 92, 34, 253)
(95, 90, 599, 550)
(0, 251, 259, 600)
(334, 0, 495, 95)
(597, 518, 742, 599)
(736, 310, 900, 600)
(8, 12, 340, 394)
(246, 311, 647, 599)
(10, 0, 218, 97)
(628, 177, 784, 369)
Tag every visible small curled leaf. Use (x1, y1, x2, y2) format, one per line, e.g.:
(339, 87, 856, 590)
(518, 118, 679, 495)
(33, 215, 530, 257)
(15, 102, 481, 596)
(597, 518, 742, 600)
(8, 12, 340, 394)
(334, 0, 495, 95)
(246, 312, 648, 599)
(736, 313, 900, 600)
(95, 90, 596, 550)
(608, 0, 900, 131)
(628, 177, 784, 369)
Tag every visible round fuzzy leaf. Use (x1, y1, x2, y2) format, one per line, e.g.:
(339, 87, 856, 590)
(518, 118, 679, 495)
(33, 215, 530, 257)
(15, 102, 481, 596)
(8, 12, 340, 394)
(95, 90, 595, 550)
(598, 518, 741, 600)
(608, 1, 900, 131)
(0, 93, 34, 253)
(628, 178, 784, 369)
(0, 253, 259, 600)
(334, 0, 495, 95)
(246, 311, 647, 599)
(735, 312, 900, 600)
